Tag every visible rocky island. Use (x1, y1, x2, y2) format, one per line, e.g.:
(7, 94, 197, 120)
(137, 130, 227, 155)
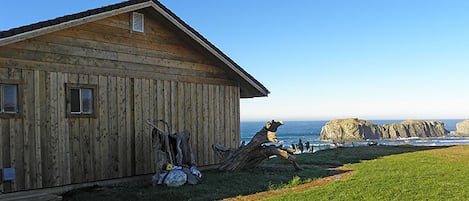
(455, 120, 469, 136)
(319, 118, 449, 142)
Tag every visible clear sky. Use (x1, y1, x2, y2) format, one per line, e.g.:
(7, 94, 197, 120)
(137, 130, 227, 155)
(1, 0, 468, 121)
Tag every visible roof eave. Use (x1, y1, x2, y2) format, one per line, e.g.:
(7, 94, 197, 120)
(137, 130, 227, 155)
(0, 1, 153, 47)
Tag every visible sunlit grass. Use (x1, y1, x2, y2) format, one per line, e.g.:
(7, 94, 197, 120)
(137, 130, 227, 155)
(265, 145, 469, 201)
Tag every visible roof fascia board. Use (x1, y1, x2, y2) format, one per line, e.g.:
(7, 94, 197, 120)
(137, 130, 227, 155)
(0, 1, 153, 46)
(150, 3, 268, 96)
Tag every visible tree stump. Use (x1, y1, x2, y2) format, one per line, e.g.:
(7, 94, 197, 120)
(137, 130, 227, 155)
(212, 120, 301, 171)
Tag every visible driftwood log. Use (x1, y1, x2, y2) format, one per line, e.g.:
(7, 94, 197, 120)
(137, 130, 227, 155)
(212, 120, 301, 171)
(148, 120, 197, 171)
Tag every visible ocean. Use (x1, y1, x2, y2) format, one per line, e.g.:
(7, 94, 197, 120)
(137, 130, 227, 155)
(240, 119, 469, 152)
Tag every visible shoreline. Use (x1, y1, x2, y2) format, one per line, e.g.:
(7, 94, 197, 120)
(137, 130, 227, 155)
(296, 136, 469, 153)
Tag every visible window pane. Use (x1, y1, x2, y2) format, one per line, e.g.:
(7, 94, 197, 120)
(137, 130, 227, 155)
(71, 88, 80, 113)
(3, 85, 18, 113)
(81, 88, 93, 113)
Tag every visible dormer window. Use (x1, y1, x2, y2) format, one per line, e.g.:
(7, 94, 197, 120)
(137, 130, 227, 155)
(132, 12, 144, 32)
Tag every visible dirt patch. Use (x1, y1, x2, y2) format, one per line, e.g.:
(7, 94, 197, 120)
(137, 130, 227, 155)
(222, 166, 354, 201)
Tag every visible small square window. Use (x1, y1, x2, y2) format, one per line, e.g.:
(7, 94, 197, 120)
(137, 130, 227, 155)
(67, 84, 97, 118)
(2, 84, 18, 113)
(0, 81, 21, 118)
(132, 12, 144, 32)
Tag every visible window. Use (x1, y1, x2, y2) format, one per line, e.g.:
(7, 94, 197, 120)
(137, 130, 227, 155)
(66, 84, 97, 117)
(1, 84, 18, 114)
(132, 12, 144, 32)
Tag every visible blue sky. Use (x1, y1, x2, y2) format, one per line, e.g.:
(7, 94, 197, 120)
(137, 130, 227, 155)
(1, 0, 468, 121)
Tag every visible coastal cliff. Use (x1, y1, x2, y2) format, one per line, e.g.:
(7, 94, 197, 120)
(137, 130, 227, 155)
(455, 120, 469, 136)
(320, 118, 448, 142)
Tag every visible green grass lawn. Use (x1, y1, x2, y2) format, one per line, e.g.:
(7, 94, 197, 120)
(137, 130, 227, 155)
(265, 145, 469, 201)
(63, 145, 469, 201)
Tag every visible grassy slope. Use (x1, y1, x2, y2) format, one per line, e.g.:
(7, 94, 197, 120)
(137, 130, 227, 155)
(266, 145, 469, 201)
(63, 146, 465, 201)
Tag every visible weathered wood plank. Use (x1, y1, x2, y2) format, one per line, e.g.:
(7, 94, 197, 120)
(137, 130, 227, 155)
(8, 68, 23, 191)
(189, 83, 198, 165)
(107, 76, 119, 178)
(177, 81, 184, 132)
(219, 86, 226, 152)
(39, 71, 50, 188)
(88, 74, 99, 180)
(98, 75, 109, 180)
(202, 84, 209, 165)
(184, 82, 191, 141)
(48, 72, 59, 186)
(149, 80, 156, 172)
(223, 86, 230, 147)
(154, 80, 164, 171)
(141, 79, 151, 174)
(170, 81, 177, 133)
(126, 78, 135, 176)
(208, 85, 215, 165)
(58, 72, 71, 185)
(234, 87, 241, 147)
(162, 80, 170, 133)
(196, 83, 204, 166)
(229, 86, 236, 148)
(9, 117, 18, 191)
(133, 79, 143, 174)
(214, 85, 222, 164)
(116, 77, 127, 177)
(155, 80, 164, 126)
(22, 70, 34, 190)
(33, 70, 43, 189)
(1, 117, 11, 192)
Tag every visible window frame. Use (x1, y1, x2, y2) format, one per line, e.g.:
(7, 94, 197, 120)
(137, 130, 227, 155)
(132, 12, 145, 33)
(0, 79, 22, 118)
(66, 83, 97, 118)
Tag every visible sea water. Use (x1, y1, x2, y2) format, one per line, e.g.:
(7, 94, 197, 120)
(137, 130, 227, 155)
(240, 119, 469, 152)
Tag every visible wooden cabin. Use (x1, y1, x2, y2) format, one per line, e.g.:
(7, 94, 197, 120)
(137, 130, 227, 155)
(0, 0, 268, 193)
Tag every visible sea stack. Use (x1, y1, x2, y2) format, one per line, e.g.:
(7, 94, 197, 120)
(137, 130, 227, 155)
(455, 120, 469, 136)
(319, 118, 449, 142)
(319, 118, 382, 142)
(382, 120, 448, 138)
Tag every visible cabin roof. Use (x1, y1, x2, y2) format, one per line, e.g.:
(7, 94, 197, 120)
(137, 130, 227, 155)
(0, 0, 269, 98)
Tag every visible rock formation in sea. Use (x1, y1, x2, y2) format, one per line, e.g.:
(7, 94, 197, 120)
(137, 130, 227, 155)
(382, 120, 448, 138)
(455, 120, 469, 136)
(319, 118, 448, 142)
(319, 118, 383, 142)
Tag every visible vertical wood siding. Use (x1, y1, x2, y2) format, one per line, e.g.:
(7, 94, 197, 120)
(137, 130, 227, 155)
(0, 10, 242, 193)
(0, 68, 240, 192)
